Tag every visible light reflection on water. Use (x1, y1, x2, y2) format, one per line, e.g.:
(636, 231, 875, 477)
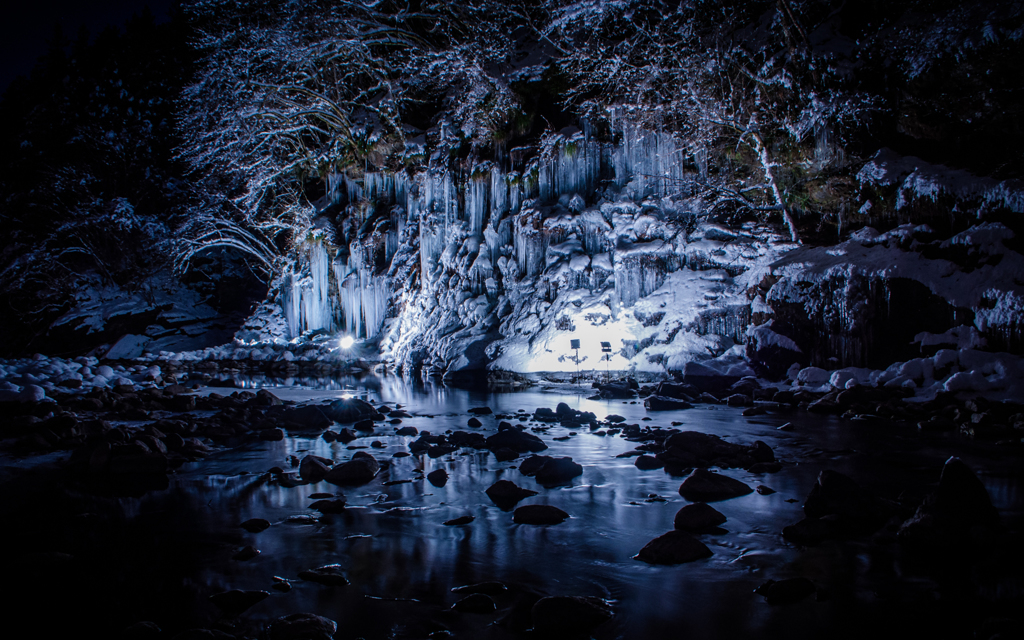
(52, 376, 1024, 637)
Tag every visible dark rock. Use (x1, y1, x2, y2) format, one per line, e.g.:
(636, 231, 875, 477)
(452, 581, 508, 595)
(468, 407, 493, 415)
(807, 397, 841, 414)
(492, 447, 518, 462)
(635, 530, 713, 564)
(485, 480, 538, 509)
(673, 503, 727, 531)
(427, 468, 449, 487)
(254, 389, 282, 406)
(443, 515, 475, 526)
(267, 613, 337, 640)
(531, 596, 612, 635)
(782, 517, 831, 546)
(518, 455, 551, 476)
(353, 419, 375, 432)
(335, 428, 357, 443)
(898, 456, 1001, 551)
(260, 428, 285, 441)
(644, 395, 694, 411)
(803, 469, 889, 533)
(655, 382, 698, 400)
(534, 407, 559, 422)
(605, 414, 626, 423)
(755, 577, 817, 605)
(280, 406, 331, 430)
(323, 398, 376, 423)
(121, 621, 162, 639)
(751, 440, 775, 463)
(240, 518, 271, 533)
(452, 593, 496, 613)
(396, 426, 418, 436)
(309, 498, 347, 514)
(299, 455, 331, 483)
(485, 429, 547, 453)
(756, 485, 776, 495)
(323, 452, 379, 486)
(595, 381, 636, 399)
(681, 361, 741, 393)
(517, 455, 583, 484)
(534, 457, 583, 485)
(428, 444, 457, 458)
(298, 564, 349, 586)
(171, 629, 235, 640)
(208, 589, 269, 615)
(724, 393, 751, 407)
(232, 545, 261, 561)
(309, 492, 334, 499)
(513, 504, 569, 525)
(748, 461, 783, 474)
(634, 455, 664, 470)
(678, 468, 753, 502)
(467, 417, 482, 428)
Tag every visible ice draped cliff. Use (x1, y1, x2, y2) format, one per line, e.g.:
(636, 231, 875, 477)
(234, 122, 791, 383)
(2, 0, 1023, 396)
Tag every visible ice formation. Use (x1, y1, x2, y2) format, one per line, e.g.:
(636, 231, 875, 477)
(213, 122, 1024, 386)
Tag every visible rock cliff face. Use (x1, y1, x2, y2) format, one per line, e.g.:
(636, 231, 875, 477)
(233, 128, 1024, 385)
(231, 125, 792, 382)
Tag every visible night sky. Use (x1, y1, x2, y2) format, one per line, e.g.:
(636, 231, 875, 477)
(0, 0, 177, 95)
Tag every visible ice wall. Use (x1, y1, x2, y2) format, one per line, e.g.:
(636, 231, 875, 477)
(270, 116, 796, 377)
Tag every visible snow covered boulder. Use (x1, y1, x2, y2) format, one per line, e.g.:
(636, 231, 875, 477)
(680, 361, 741, 394)
(796, 367, 831, 386)
(644, 395, 693, 411)
(746, 322, 808, 380)
(19, 384, 46, 402)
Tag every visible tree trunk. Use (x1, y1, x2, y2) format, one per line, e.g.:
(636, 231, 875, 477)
(751, 133, 801, 244)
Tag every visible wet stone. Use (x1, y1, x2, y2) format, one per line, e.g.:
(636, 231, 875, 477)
(486, 480, 538, 510)
(232, 545, 261, 561)
(208, 589, 269, 615)
(674, 503, 727, 532)
(531, 596, 613, 636)
(678, 468, 754, 502)
(267, 613, 337, 640)
(636, 530, 713, 565)
(443, 515, 475, 526)
(452, 581, 507, 596)
(513, 505, 569, 525)
(298, 564, 349, 586)
(427, 468, 449, 487)
(634, 455, 664, 470)
(309, 498, 347, 514)
(755, 577, 817, 605)
(240, 518, 271, 533)
(452, 593, 496, 613)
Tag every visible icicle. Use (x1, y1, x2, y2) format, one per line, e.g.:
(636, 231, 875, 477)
(466, 167, 489, 237)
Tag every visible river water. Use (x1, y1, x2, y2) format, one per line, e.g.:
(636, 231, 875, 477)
(3, 375, 1021, 639)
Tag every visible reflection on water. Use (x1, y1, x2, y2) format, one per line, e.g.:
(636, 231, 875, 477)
(4, 375, 1022, 639)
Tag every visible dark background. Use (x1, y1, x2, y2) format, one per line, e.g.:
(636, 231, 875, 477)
(0, 1, 177, 95)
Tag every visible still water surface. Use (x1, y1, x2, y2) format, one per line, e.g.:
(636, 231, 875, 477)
(6, 375, 1022, 639)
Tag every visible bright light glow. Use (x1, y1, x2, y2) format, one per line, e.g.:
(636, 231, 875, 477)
(339, 335, 355, 349)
